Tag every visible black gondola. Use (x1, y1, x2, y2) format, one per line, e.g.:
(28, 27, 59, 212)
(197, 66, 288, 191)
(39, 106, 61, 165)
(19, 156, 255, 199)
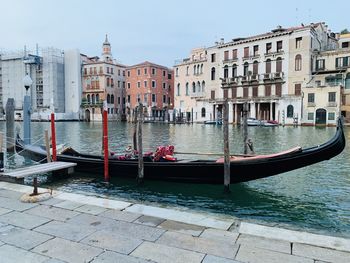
(15, 118, 346, 184)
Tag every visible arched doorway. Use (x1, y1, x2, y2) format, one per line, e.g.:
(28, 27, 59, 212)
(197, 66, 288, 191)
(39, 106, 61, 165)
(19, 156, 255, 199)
(85, 109, 91, 122)
(315, 108, 326, 125)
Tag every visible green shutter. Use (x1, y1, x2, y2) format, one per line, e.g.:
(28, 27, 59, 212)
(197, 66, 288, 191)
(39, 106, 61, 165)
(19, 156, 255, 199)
(336, 58, 339, 68)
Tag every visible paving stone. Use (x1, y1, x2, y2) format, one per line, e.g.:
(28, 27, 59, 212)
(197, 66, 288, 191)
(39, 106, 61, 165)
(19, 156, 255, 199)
(134, 215, 165, 227)
(100, 209, 141, 222)
(156, 231, 239, 259)
(34, 220, 96, 242)
(74, 204, 107, 215)
(33, 237, 103, 263)
(0, 226, 52, 250)
(0, 196, 38, 211)
(158, 220, 205, 236)
(131, 241, 204, 263)
(53, 200, 83, 210)
(67, 213, 118, 230)
(25, 204, 80, 221)
(236, 233, 291, 254)
(292, 243, 350, 263)
(0, 207, 11, 216)
(39, 198, 65, 206)
(81, 230, 142, 254)
(106, 220, 165, 241)
(236, 244, 313, 263)
(43, 259, 67, 263)
(0, 189, 24, 199)
(0, 211, 50, 229)
(202, 255, 241, 263)
(0, 244, 50, 263)
(200, 228, 239, 243)
(91, 251, 154, 263)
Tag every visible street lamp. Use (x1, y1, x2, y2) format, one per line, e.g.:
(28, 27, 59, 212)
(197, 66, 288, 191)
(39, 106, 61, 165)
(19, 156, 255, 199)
(23, 74, 33, 144)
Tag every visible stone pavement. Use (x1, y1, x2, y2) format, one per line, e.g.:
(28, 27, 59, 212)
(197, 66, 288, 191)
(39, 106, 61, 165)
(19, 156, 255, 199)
(0, 182, 349, 263)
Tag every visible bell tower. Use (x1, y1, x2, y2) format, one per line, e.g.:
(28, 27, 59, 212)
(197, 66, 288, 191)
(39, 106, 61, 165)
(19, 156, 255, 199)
(102, 34, 112, 62)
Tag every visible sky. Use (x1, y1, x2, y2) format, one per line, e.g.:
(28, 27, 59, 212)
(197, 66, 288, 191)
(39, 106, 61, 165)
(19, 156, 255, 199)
(0, 0, 349, 67)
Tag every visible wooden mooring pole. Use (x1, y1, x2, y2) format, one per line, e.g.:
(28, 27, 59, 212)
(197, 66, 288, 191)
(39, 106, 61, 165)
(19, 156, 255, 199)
(133, 107, 137, 151)
(223, 99, 230, 193)
(0, 133, 4, 172)
(137, 103, 144, 185)
(243, 102, 248, 155)
(103, 102, 109, 181)
(50, 113, 57, 161)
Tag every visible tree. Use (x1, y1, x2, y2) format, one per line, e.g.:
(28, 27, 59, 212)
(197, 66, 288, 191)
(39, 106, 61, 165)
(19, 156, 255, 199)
(341, 29, 349, 34)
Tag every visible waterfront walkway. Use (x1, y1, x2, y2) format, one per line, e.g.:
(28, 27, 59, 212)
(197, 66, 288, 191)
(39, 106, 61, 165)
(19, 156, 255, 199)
(0, 182, 349, 263)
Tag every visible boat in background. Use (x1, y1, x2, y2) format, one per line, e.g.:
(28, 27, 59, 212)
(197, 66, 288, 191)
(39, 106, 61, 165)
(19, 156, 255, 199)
(247, 118, 262, 126)
(204, 120, 222, 125)
(15, 119, 345, 185)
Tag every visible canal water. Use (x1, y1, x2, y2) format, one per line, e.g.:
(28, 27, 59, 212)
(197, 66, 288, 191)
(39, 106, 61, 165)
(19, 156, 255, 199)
(1, 121, 350, 237)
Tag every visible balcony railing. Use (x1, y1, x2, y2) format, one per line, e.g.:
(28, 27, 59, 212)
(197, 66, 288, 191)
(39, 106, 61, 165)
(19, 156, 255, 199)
(223, 58, 238, 63)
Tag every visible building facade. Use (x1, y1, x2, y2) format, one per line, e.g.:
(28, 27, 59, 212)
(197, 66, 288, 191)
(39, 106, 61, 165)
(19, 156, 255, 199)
(125, 61, 174, 121)
(81, 36, 126, 121)
(174, 23, 338, 125)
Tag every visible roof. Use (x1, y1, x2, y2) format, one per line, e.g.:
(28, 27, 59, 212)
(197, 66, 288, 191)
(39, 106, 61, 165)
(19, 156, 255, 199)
(127, 61, 172, 71)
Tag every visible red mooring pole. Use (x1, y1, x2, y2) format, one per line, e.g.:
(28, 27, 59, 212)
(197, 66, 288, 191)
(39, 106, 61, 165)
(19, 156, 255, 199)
(103, 104, 109, 181)
(50, 113, 57, 161)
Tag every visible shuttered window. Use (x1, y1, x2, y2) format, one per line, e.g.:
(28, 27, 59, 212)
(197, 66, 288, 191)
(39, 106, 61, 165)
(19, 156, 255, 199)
(275, 84, 282, 97)
(295, 84, 301, 95)
(265, 85, 271, 96)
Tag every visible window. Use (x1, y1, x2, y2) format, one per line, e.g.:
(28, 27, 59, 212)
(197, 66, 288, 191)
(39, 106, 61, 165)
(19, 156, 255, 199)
(127, 82, 131, 89)
(168, 73, 172, 79)
(122, 71, 125, 76)
(211, 90, 215, 100)
(144, 68, 147, 74)
(253, 45, 259, 56)
(316, 59, 325, 70)
(94, 67, 97, 74)
(111, 95, 114, 104)
(266, 59, 271, 73)
(163, 70, 166, 77)
(275, 83, 282, 96)
(211, 67, 216, 80)
(243, 62, 249, 76)
(287, 105, 294, 118)
(152, 68, 156, 75)
(224, 89, 228, 98)
(243, 88, 248, 98)
(342, 42, 349, 48)
(111, 68, 113, 74)
(144, 94, 147, 103)
(202, 81, 205, 92)
(137, 69, 141, 75)
(277, 41, 283, 52)
(295, 84, 301, 95)
(211, 53, 216, 62)
(232, 65, 237, 77)
(163, 95, 166, 103)
(232, 49, 237, 59)
(107, 77, 110, 86)
(177, 84, 180, 96)
(253, 61, 258, 75)
(244, 47, 249, 57)
(118, 69, 121, 76)
(163, 83, 166, 89)
(175, 68, 178, 77)
(137, 81, 141, 88)
(328, 112, 335, 120)
(252, 87, 258, 97)
(308, 93, 315, 103)
(144, 80, 147, 87)
(192, 82, 196, 93)
(336, 57, 350, 68)
(328, 92, 336, 102)
(201, 108, 206, 118)
(308, 112, 314, 120)
(186, 83, 189, 96)
(224, 65, 229, 78)
(152, 94, 156, 102)
(127, 70, 130, 77)
(276, 57, 282, 72)
(265, 85, 271, 96)
(84, 68, 87, 75)
(296, 37, 302, 49)
(295, 54, 302, 71)
(193, 65, 196, 75)
(152, 80, 156, 88)
(224, 50, 229, 61)
(266, 43, 272, 54)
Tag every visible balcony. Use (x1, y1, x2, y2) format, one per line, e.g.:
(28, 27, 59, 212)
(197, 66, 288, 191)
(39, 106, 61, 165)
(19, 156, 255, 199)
(273, 72, 284, 79)
(264, 50, 284, 58)
(328, 102, 337, 107)
(223, 57, 238, 64)
(250, 74, 259, 81)
(263, 73, 272, 81)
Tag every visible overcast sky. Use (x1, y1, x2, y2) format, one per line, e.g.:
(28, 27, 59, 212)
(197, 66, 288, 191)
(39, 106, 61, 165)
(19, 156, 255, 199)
(1, 0, 349, 67)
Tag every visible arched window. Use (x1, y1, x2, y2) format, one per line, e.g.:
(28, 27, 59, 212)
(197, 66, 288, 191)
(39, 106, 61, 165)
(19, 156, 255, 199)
(186, 66, 189, 75)
(96, 94, 99, 103)
(287, 105, 294, 118)
(192, 82, 196, 93)
(243, 62, 249, 76)
(111, 95, 114, 104)
(266, 59, 271, 73)
(186, 82, 189, 95)
(295, 54, 302, 71)
(253, 61, 259, 75)
(175, 68, 179, 76)
(91, 94, 95, 104)
(193, 65, 196, 75)
(201, 107, 206, 117)
(232, 64, 237, 77)
(107, 94, 111, 103)
(276, 57, 282, 72)
(211, 67, 216, 80)
(197, 81, 201, 92)
(87, 94, 91, 104)
(346, 73, 350, 89)
(107, 77, 110, 86)
(177, 83, 180, 96)
(200, 64, 203, 74)
(202, 81, 205, 92)
(224, 65, 229, 78)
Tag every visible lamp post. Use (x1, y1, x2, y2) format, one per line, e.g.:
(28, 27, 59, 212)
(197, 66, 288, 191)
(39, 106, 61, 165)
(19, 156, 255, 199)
(23, 74, 33, 145)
